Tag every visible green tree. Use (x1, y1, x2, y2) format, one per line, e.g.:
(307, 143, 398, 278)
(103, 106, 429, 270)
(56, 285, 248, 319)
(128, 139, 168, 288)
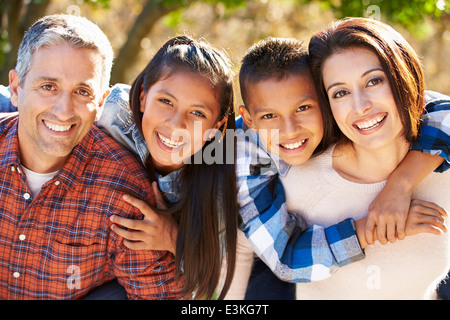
(0, 0, 245, 84)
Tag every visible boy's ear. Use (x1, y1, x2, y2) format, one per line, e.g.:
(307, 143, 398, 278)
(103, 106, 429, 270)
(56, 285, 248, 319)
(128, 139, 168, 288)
(9, 70, 20, 107)
(239, 105, 256, 130)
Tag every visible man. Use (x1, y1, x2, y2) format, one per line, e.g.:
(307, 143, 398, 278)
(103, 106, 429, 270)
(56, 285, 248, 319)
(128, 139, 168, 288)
(0, 14, 182, 299)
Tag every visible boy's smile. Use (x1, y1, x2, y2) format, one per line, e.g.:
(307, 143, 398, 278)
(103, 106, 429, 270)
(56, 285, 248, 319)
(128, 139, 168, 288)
(240, 72, 324, 166)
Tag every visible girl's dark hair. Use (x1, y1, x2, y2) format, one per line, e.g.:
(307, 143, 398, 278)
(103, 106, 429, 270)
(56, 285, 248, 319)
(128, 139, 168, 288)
(129, 35, 237, 299)
(309, 17, 425, 144)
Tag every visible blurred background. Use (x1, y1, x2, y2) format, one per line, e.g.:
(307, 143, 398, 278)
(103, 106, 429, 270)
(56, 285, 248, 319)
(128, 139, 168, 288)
(1, 0, 449, 105)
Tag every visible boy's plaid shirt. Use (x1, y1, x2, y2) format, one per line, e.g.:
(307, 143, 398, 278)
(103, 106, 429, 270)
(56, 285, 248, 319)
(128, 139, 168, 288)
(235, 91, 450, 282)
(0, 116, 183, 299)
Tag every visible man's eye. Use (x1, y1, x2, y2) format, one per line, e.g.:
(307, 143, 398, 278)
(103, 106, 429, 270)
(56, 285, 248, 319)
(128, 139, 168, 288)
(41, 84, 54, 91)
(76, 89, 90, 96)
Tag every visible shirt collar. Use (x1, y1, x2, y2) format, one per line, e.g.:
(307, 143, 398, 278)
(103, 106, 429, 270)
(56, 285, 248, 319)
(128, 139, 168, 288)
(244, 121, 291, 177)
(155, 169, 182, 203)
(0, 115, 98, 191)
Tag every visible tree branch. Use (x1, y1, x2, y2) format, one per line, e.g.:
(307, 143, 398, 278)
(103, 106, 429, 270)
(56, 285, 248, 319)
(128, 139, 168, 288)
(110, 0, 185, 84)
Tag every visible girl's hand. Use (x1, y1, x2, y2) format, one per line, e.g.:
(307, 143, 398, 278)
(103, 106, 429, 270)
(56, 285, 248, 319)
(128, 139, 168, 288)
(403, 199, 448, 237)
(110, 181, 178, 254)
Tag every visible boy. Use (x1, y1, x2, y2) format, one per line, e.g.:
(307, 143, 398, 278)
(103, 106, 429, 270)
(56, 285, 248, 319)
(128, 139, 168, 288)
(231, 37, 449, 299)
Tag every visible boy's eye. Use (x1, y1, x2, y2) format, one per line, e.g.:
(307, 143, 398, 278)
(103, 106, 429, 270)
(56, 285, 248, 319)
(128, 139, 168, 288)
(297, 105, 310, 112)
(261, 113, 276, 120)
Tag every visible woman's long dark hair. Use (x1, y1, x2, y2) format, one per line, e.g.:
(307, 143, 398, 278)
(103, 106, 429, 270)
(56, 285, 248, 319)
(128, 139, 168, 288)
(309, 18, 425, 144)
(129, 35, 237, 299)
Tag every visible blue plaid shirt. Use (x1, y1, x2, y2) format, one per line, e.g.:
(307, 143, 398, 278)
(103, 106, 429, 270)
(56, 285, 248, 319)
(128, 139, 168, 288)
(2, 85, 449, 283)
(236, 90, 450, 282)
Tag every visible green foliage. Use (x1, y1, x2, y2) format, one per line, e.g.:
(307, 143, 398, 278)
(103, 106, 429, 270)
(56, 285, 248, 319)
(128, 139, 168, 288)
(300, 0, 448, 36)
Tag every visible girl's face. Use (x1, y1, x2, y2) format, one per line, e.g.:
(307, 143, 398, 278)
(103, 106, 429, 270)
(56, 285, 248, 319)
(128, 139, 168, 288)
(140, 70, 226, 175)
(322, 47, 404, 150)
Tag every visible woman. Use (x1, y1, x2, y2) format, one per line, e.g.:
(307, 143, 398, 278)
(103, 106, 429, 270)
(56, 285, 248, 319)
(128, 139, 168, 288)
(280, 17, 449, 299)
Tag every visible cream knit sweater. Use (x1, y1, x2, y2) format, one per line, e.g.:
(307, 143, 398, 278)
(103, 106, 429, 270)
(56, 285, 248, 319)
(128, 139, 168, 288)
(282, 145, 450, 299)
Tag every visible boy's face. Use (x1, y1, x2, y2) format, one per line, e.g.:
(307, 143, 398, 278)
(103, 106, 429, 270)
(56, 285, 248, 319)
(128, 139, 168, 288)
(240, 72, 324, 165)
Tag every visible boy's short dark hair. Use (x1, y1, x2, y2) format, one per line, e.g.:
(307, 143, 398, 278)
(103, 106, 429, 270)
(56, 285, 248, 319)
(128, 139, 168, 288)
(239, 37, 310, 107)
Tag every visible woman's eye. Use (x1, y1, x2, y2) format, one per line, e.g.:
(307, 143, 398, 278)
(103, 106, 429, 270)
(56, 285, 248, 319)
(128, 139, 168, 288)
(332, 89, 348, 99)
(261, 113, 275, 120)
(367, 77, 383, 87)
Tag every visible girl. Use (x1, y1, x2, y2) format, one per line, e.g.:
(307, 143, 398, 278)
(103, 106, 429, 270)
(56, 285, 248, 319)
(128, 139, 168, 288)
(97, 35, 237, 299)
(279, 17, 450, 299)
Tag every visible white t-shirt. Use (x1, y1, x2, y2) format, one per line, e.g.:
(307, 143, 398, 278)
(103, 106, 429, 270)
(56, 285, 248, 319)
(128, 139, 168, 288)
(21, 166, 58, 198)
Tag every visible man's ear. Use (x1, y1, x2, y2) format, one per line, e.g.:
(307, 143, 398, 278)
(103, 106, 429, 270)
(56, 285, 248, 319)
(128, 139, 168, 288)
(95, 90, 110, 121)
(9, 70, 20, 107)
(239, 105, 256, 130)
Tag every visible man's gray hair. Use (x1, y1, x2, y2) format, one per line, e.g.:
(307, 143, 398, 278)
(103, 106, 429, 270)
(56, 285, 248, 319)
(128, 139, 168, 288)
(15, 14, 114, 93)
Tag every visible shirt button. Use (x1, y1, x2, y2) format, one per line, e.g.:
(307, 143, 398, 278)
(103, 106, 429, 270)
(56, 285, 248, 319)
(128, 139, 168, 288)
(11, 166, 15, 172)
(19, 234, 26, 241)
(54, 180, 60, 186)
(23, 193, 31, 200)
(13, 272, 20, 278)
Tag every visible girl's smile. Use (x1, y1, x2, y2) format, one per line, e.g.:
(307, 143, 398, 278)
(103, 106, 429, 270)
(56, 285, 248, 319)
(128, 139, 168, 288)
(139, 69, 225, 175)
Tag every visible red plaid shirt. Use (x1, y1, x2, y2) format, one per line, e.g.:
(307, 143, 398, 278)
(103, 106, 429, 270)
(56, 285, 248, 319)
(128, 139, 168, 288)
(0, 116, 183, 299)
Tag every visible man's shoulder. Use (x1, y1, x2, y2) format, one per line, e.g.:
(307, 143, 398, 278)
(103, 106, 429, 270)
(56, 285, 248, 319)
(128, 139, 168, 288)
(83, 126, 151, 188)
(89, 125, 146, 171)
(0, 113, 18, 137)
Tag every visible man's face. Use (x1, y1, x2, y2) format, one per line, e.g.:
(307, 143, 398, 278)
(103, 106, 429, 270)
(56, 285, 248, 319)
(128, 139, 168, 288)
(9, 43, 105, 173)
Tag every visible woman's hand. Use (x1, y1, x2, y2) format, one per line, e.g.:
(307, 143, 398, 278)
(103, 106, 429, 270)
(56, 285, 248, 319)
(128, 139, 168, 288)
(366, 181, 411, 245)
(110, 181, 178, 254)
(403, 199, 448, 237)
(355, 199, 447, 249)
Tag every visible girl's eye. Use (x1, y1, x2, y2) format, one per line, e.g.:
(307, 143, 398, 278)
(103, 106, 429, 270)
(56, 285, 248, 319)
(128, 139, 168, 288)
(192, 110, 206, 118)
(261, 113, 276, 120)
(297, 105, 310, 112)
(367, 77, 383, 87)
(332, 89, 349, 99)
(159, 98, 173, 106)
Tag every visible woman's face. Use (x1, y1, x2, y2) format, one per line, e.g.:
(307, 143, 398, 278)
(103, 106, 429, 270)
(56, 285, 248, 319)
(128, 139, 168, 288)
(139, 70, 226, 175)
(322, 47, 405, 150)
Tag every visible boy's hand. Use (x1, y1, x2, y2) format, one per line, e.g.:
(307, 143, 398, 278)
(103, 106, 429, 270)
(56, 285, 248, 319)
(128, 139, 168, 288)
(403, 199, 447, 237)
(366, 181, 411, 245)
